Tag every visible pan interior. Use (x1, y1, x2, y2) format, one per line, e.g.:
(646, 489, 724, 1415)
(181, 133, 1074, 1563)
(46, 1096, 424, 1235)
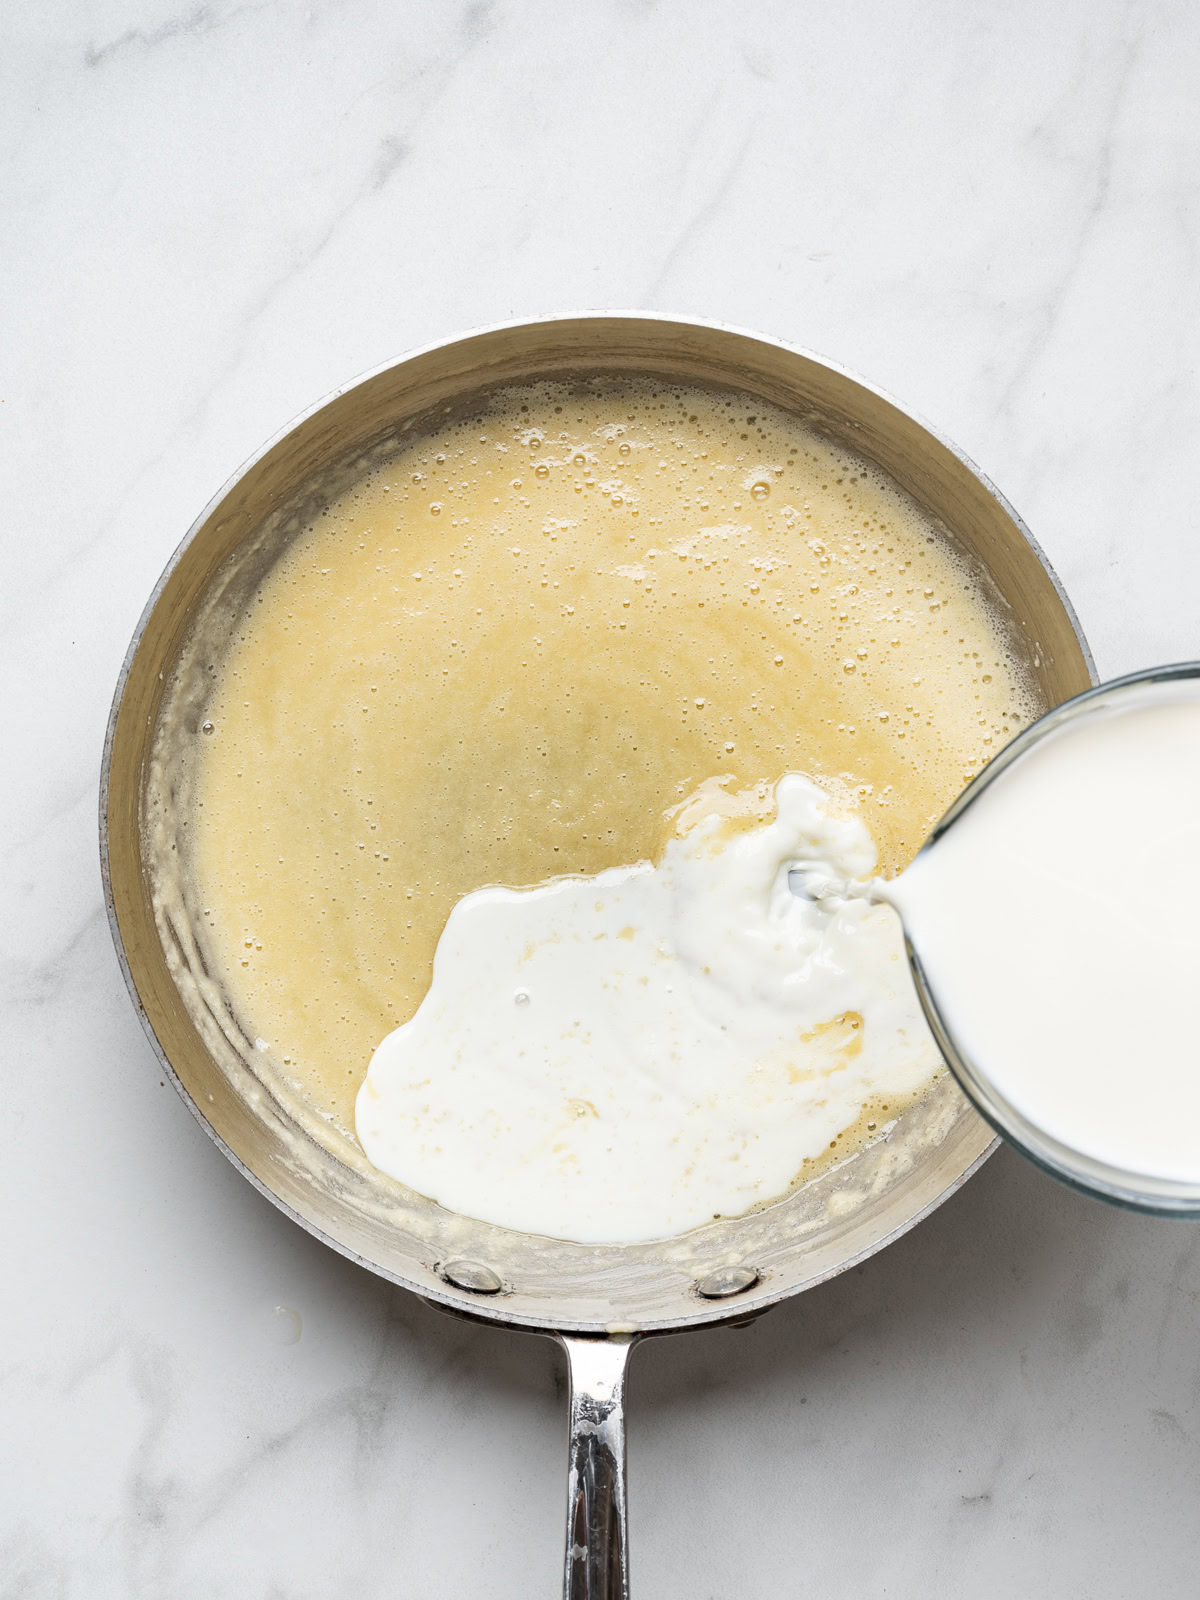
(113, 319, 1091, 1331)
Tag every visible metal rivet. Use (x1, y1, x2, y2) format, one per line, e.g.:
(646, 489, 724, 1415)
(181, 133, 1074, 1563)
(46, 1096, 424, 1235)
(696, 1266, 760, 1299)
(438, 1259, 504, 1294)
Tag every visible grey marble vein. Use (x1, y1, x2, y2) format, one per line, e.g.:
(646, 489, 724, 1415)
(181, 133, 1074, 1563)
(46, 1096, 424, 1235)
(83, 3, 262, 70)
(990, 29, 1145, 427)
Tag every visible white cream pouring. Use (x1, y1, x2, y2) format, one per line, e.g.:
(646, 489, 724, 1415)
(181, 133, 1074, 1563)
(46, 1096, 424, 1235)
(884, 691, 1200, 1186)
(356, 775, 941, 1243)
(358, 683, 1200, 1235)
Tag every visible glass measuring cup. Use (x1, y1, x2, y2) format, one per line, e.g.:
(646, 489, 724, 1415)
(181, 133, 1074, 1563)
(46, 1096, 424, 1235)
(889, 661, 1200, 1214)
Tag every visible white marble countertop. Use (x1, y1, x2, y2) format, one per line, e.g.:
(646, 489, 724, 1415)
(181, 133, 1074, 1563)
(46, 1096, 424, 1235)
(6, 2, 1200, 1594)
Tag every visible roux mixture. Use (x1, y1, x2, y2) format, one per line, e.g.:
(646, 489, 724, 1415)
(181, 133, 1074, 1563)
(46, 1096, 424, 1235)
(182, 379, 1040, 1159)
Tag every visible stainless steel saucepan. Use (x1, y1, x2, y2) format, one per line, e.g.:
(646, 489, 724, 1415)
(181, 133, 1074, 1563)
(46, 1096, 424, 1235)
(101, 314, 1094, 1599)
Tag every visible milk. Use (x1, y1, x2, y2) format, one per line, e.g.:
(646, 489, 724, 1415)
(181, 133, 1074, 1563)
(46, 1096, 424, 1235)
(883, 683, 1200, 1188)
(356, 776, 941, 1244)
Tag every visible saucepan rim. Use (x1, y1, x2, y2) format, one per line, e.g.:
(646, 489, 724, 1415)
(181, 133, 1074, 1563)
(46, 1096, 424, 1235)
(99, 310, 1095, 1333)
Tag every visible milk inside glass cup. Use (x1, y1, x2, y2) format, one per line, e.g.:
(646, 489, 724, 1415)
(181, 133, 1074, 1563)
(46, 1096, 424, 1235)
(877, 663, 1200, 1213)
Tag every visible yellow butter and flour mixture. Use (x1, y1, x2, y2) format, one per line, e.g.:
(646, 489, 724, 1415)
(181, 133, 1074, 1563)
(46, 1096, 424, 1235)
(181, 378, 1040, 1242)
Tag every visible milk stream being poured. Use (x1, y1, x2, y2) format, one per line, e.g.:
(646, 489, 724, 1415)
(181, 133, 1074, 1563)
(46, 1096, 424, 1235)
(356, 776, 941, 1243)
(357, 682, 1200, 1237)
(882, 687, 1200, 1189)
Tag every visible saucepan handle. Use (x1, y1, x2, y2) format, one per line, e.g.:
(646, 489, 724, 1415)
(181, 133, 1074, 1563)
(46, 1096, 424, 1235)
(558, 1333, 641, 1600)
